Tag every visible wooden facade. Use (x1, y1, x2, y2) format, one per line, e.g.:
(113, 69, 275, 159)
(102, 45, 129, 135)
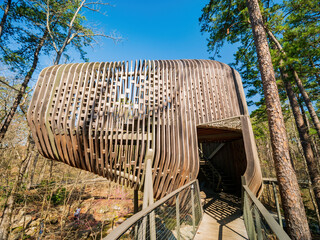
(27, 59, 262, 199)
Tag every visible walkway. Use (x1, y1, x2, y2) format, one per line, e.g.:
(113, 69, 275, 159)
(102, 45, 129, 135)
(195, 191, 248, 240)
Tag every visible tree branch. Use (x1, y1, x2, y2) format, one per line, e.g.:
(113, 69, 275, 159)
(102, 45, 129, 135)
(46, 0, 58, 52)
(53, 0, 86, 64)
(0, 0, 12, 39)
(0, 78, 19, 92)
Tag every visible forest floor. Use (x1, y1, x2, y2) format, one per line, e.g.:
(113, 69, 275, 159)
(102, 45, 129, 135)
(3, 180, 139, 240)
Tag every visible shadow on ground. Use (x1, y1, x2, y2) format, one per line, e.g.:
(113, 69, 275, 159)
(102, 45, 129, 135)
(200, 186, 247, 240)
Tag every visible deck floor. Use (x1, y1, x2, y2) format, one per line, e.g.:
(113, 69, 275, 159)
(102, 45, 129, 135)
(195, 191, 248, 240)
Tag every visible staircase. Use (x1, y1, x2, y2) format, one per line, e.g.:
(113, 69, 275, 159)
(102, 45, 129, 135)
(199, 149, 237, 193)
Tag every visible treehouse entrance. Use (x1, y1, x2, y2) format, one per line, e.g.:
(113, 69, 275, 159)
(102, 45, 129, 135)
(197, 125, 247, 196)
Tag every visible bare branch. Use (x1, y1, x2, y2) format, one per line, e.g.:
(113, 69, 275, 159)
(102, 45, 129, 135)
(82, 5, 108, 16)
(19, 84, 36, 108)
(53, 0, 86, 64)
(76, 33, 121, 42)
(84, 2, 112, 6)
(46, 0, 58, 52)
(0, 78, 19, 92)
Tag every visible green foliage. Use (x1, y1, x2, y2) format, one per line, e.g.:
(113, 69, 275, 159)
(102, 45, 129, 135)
(49, 187, 67, 206)
(0, 0, 113, 74)
(199, 0, 320, 123)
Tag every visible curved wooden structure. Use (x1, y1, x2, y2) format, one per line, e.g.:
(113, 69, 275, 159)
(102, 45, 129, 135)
(27, 59, 262, 199)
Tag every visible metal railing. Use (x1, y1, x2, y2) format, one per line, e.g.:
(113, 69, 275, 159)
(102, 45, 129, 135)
(104, 180, 203, 240)
(242, 180, 290, 240)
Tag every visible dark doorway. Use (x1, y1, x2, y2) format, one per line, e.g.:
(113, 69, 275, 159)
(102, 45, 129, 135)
(197, 126, 247, 197)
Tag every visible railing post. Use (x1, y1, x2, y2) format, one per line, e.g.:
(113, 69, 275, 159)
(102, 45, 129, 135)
(254, 207, 262, 240)
(243, 190, 257, 240)
(242, 176, 257, 240)
(134, 189, 139, 214)
(196, 180, 204, 216)
(191, 183, 196, 233)
(140, 159, 156, 240)
(176, 193, 181, 240)
(272, 182, 283, 228)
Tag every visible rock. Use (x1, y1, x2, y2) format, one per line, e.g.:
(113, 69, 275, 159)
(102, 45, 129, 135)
(25, 226, 37, 236)
(11, 214, 32, 229)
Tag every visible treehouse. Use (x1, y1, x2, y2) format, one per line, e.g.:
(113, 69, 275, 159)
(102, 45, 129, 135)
(27, 59, 262, 200)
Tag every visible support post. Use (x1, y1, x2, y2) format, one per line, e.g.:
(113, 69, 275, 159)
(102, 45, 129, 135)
(134, 189, 139, 214)
(176, 193, 181, 240)
(243, 191, 257, 240)
(254, 207, 262, 240)
(191, 184, 196, 233)
(242, 176, 257, 240)
(141, 158, 156, 240)
(272, 182, 283, 228)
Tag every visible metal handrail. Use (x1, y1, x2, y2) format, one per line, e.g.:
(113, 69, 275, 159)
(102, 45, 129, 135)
(104, 179, 202, 240)
(243, 184, 290, 240)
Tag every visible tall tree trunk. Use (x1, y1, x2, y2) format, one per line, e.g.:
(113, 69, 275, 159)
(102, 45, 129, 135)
(246, 0, 311, 238)
(0, 139, 34, 240)
(0, 0, 11, 39)
(291, 69, 320, 139)
(298, 98, 320, 162)
(281, 67, 320, 213)
(265, 28, 320, 139)
(309, 58, 320, 86)
(0, 30, 48, 142)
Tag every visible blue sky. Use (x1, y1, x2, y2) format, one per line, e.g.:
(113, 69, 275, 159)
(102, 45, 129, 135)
(81, 0, 236, 64)
(38, 0, 256, 111)
(2, 0, 256, 112)
(79, 0, 256, 111)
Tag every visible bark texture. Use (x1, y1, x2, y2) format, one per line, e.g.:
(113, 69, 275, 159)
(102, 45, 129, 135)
(291, 69, 320, 139)
(266, 28, 320, 139)
(246, 0, 311, 238)
(0, 30, 48, 142)
(282, 68, 320, 212)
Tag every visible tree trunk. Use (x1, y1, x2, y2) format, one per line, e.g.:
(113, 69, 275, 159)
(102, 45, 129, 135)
(281, 67, 320, 213)
(291, 69, 320, 139)
(0, 30, 48, 142)
(0, 0, 11, 39)
(0, 140, 34, 240)
(265, 27, 320, 139)
(54, 51, 62, 65)
(246, 0, 311, 238)
(298, 98, 320, 162)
